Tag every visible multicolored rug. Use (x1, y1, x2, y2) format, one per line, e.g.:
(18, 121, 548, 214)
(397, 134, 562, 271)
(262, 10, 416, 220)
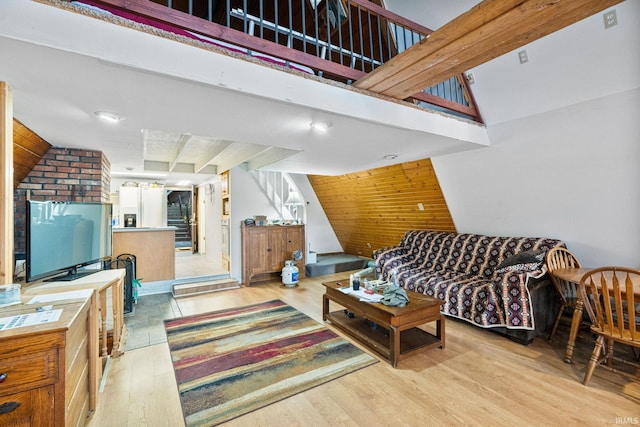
(164, 299, 377, 426)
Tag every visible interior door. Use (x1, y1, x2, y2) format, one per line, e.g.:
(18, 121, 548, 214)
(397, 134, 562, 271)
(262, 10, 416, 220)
(190, 186, 198, 254)
(197, 184, 207, 254)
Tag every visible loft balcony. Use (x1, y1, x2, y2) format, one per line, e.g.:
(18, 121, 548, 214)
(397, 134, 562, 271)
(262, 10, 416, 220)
(70, 0, 482, 122)
(8, 0, 618, 180)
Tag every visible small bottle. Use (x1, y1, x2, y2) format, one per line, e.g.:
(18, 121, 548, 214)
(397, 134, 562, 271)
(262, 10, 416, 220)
(352, 273, 360, 291)
(391, 268, 398, 287)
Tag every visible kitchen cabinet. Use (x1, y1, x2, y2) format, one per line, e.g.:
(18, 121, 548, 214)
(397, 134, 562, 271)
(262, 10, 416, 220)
(241, 224, 305, 286)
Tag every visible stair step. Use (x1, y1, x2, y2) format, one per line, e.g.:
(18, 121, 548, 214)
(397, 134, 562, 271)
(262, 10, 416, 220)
(172, 278, 240, 297)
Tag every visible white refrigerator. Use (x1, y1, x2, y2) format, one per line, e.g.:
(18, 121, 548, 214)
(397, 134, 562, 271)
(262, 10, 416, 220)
(119, 185, 167, 228)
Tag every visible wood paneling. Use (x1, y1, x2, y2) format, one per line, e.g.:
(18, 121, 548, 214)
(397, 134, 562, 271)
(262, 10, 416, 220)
(13, 118, 51, 188)
(1, 82, 13, 284)
(308, 158, 455, 258)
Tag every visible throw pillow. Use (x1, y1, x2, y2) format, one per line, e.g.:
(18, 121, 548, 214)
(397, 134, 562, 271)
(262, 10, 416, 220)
(494, 250, 545, 274)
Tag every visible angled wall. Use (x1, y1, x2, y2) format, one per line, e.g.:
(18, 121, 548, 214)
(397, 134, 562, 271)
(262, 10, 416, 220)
(434, 89, 640, 267)
(309, 158, 455, 257)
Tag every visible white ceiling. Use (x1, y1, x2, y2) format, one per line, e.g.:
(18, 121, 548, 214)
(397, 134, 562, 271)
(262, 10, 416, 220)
(0, 0, 489, 186)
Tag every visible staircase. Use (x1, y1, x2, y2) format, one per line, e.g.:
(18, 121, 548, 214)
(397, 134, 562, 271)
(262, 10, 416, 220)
(167, 203, 191, 248)
(250, 170, 306, 223)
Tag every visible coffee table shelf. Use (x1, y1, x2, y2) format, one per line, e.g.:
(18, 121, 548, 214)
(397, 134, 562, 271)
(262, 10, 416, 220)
(325, 310, 442, 362)
(322, 280, 445, 367)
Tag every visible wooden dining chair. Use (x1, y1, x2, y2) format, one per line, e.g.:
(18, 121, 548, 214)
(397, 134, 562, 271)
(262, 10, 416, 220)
(579, 267, 640, 385)
(545, 247, 582, 341)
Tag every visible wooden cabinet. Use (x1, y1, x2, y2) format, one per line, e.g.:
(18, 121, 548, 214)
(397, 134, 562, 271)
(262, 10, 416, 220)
(0, 297, 95, 426)
(241, 224, 306, 286)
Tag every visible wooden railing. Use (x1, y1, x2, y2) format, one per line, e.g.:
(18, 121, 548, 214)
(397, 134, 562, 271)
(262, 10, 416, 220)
(77, 0, 482, 122)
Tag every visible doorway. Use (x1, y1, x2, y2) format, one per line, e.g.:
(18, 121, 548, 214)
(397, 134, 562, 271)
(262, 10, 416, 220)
(170, 186, 228, 280)
(167, 190, 192, 251)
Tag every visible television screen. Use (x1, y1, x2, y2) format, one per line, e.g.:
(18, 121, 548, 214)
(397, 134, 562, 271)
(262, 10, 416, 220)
(26, 201, 113, 282)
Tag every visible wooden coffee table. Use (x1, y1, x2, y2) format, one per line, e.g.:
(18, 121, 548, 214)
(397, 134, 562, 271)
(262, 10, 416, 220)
(322, 280, 445, 367)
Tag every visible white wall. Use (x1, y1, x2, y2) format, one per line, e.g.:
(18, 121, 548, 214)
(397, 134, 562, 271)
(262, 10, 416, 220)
(385, 0, 476, 30)
(228, 165, 342, 283)
(229, 165, 278, 282)
(289, 173, 343, 255)
(433, 89, 640, 268)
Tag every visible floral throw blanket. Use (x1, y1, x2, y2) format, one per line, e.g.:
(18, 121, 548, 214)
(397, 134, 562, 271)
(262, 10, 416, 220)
(374, 231, 565, 330)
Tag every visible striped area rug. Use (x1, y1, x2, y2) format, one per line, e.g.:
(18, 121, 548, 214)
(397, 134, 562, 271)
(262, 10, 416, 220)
(164, 299, 377, 426)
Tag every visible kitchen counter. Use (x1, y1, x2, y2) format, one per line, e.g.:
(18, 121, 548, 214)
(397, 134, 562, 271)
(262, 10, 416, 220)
(112, 228, 176, 282)
(113, 226, 177, 232)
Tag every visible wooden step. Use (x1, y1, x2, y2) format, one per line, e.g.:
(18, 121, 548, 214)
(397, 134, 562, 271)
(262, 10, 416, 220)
(172, 278, 240, 297)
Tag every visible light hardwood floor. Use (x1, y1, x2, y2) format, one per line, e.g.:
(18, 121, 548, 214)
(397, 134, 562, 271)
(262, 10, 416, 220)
(88, 272, 640, 426)
(175, 250, 228, 279)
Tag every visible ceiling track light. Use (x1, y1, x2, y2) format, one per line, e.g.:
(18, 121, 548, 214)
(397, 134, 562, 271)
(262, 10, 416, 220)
(95, 111, 125, 123)
(384, 154, 398, 160)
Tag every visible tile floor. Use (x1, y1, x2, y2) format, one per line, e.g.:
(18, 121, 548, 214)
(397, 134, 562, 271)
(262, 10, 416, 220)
(123, 250, 229, 351)
(124, 293, 182, 351)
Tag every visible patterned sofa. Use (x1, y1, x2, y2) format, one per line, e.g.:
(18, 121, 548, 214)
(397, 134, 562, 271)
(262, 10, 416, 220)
(373, 231, 566, 345)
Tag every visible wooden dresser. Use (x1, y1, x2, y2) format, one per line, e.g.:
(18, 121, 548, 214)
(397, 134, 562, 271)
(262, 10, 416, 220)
(241, 224, 305, 286)
(0, 296, 96, 426)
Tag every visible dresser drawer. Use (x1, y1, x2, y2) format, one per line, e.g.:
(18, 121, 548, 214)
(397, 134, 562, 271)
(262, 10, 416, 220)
(0, 349, 57, 396)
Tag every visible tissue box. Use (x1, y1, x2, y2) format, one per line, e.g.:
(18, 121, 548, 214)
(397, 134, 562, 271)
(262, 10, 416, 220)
(0, 284, 21, 306)
(254, 215, 267, 226)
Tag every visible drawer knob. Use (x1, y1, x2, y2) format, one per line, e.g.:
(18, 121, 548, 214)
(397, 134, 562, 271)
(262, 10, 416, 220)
(0, 401, 21, 415)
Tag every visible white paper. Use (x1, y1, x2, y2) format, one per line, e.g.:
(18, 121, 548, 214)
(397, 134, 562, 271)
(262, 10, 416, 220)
(0, 309, 63, 331)
(339, 287, 383, 302)
(27, 289, 94, 304)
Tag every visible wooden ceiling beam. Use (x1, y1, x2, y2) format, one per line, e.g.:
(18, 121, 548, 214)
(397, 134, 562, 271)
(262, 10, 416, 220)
(354, 0, 624, 99)
(382, 0, 624, 100)
(354, 0, 527, 92)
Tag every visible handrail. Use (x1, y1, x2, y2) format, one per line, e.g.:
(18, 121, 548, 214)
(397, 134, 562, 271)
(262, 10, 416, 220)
(73, 0, 481, 122)
(229, 8, 383, 67)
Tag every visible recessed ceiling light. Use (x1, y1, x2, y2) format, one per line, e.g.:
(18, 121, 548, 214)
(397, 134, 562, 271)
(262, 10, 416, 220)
(310, 121, 332, 132)
(95, 111, 125, 123)
(384, 154, 398, 160)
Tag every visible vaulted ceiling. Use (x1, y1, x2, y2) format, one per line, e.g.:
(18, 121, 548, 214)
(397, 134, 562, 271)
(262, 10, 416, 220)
(2, 0, 632, 186)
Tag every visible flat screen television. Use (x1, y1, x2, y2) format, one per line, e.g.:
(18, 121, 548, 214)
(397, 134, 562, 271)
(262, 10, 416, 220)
(26, 201, 113, 282)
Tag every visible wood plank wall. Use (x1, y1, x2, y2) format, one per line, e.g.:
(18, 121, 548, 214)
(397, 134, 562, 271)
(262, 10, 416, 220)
(13, 119, 51, 188)
(308, 158, 456, 258)
(1, 82, 13, 283)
